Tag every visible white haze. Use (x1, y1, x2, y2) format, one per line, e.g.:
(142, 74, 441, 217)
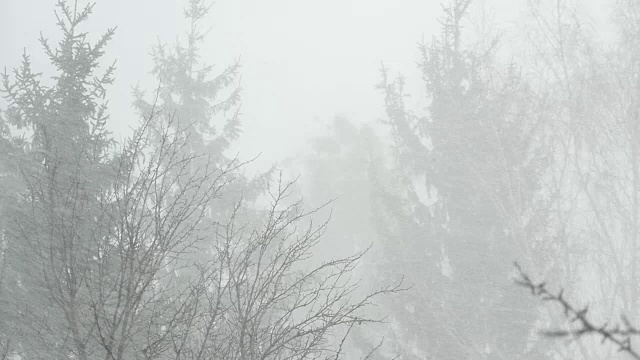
(1, 0, 631, 359)
(1, 0, 551, 164)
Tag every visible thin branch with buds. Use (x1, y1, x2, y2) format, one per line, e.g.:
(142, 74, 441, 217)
(514, 262, 640, 359)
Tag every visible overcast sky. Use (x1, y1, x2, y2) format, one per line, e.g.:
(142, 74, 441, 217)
(1, 0, 609, 167)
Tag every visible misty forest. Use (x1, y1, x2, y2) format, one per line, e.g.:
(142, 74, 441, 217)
(4, 0, 640, 359)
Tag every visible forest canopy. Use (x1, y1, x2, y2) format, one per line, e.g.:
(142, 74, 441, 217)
(2, 0, 640, 359)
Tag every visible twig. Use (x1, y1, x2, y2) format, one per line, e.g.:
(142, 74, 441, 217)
(514, 262, 640, 359)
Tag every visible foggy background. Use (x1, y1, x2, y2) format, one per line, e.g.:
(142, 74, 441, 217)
(1, 0, 637, 359)
(1, 0, 534, 164)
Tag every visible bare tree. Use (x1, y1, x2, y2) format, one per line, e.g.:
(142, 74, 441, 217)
(0, 1, 403, 358)
(3, 93, 403, 360)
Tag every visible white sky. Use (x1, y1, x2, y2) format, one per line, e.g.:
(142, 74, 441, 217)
(0, 0, 612, 166)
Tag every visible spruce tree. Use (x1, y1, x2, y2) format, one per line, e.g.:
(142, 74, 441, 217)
(373, 1, 551, 358)
(0, 1, 115, 358)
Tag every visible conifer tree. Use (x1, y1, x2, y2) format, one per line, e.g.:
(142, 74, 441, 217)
(0, 2, 400, 359)
(372, 1, 551, 358)
(133, 0, 240, 161)
(0, 1, 116, 357)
